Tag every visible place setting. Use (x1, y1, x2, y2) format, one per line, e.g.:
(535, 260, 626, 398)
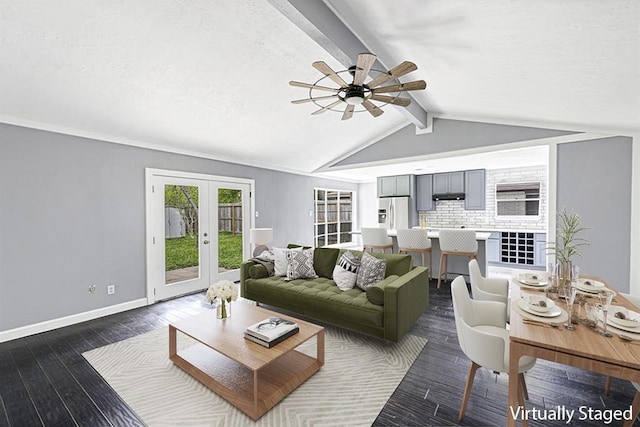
(602, 304, 640, 342)
(513, 272, 550, 289)
(514, 293, 568, 327)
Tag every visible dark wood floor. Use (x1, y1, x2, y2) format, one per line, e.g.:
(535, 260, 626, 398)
(0, 280, 637, 427)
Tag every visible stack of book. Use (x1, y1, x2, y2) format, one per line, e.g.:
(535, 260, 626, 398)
(244, 316, 299, 348)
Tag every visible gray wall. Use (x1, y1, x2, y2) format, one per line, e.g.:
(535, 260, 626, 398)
(557, 136, 633, 292)
(0, 123, 357, 332)
(333, 118, 576, 167)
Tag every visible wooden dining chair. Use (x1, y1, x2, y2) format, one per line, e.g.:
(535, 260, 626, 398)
(451, 276, 536, 421)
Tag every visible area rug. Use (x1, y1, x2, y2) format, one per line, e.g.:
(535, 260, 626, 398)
(83, 325, 426, 427)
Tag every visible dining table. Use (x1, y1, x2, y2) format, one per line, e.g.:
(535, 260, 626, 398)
(508, 275, 640, 427)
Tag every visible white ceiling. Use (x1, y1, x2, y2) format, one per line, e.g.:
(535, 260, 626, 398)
(1, 1, 638, 181)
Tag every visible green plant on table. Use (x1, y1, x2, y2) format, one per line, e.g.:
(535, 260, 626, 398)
(547, 208, 589, 285)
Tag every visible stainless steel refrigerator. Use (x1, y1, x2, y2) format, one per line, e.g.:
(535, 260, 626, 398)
(377, 197, 409, 230)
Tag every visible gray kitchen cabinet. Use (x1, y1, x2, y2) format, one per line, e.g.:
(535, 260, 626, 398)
(433, 171, 465, 194)
(416, 174, 434, 211)
(377, 175, 413, 197)
(464, 169, 486, 210)
(534, 233, 547, 267)
(487, 232, 500, 263)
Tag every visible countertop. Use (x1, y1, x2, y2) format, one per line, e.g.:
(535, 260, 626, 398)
(353, 229, 491, 241)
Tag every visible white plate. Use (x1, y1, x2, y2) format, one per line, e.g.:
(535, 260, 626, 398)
(577, 279, 605, 293)
(515, 274, 548, 287)
(605, 318, 640, 334)
(607, 306, 640, 328)
(517, 298, 562, 318)
(522, 295, 556, 313)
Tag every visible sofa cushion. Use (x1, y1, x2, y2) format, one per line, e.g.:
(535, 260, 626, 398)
(313, 247, 340, 279)
(356, 252, 387, 291)
(244, 276, 383, 327)
(286, 248, 317, 280)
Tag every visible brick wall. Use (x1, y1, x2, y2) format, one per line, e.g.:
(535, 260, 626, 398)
(419, 166, 547, 231)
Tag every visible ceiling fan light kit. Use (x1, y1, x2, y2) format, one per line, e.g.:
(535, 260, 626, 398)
(290, 53, 426, 120)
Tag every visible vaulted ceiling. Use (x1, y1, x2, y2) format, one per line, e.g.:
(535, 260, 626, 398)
(1, 1, 638, 181)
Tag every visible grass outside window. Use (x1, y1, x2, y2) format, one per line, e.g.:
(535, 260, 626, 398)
(165, 232, 243, 271)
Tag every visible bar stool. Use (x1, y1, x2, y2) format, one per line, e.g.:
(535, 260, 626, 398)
(396, 228, 432, 280)
(437, 228, 478, 289)
(361, 227, 393, 253)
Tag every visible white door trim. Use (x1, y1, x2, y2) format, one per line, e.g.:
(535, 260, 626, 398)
(145, 168, 255, 305)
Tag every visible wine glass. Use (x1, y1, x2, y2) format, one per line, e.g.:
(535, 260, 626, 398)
(564, 283, 578, 330)
(547, 262, 558, 293)
(597, 289, 615, 337)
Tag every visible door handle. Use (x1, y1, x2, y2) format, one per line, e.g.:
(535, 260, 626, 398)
(203, 240, 209, 244)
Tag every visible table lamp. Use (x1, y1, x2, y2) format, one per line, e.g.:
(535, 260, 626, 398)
(250, 228, 273, 257)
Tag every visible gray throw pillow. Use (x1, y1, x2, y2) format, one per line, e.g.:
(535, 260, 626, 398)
(356, 252, 387, 291)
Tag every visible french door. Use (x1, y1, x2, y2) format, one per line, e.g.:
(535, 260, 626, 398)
(146, 169, 253, 302)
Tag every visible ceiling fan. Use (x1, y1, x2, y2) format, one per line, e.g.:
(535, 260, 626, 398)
(289, 53, 426, 120)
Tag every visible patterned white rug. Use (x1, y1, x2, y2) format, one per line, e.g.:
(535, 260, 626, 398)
(83, 324, 426, 427)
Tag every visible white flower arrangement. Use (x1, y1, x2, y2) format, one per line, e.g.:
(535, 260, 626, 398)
(206, 280, 238, 305)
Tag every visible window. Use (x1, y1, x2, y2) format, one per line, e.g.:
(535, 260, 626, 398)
(314, 188, 354, 247)
(495, 182, 541, 217)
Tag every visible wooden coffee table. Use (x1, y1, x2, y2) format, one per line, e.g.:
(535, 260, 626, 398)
(169, 303, 324, 420)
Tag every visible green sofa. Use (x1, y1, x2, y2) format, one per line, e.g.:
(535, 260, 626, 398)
(240, 248, 429, 343)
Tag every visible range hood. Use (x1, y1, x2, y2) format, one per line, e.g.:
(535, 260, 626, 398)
(432, 192, 465, 201)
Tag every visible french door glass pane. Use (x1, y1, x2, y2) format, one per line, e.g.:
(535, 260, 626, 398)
(218, 188, 243, 273)
(164, 185, 200, 284)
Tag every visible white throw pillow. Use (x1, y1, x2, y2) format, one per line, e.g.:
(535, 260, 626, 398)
(332, 251, 361, 291)
(273, 247, 300, 276)
(286, 248, 318, 280)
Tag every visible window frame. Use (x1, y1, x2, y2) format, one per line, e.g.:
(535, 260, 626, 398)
(314, 188, 355, 247)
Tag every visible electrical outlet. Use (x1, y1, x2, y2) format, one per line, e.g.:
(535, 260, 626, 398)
(255, 211, 259, 217)
(88, 285, 96, 293)
(107, 285, 115, 295)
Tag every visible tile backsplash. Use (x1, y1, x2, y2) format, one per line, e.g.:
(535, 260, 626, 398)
(419, 165, 547, 231)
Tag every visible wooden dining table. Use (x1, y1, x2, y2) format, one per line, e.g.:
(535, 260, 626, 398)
(508, 277, 640, 427)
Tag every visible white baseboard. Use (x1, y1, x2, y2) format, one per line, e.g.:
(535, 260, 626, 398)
(0, 298, 149, 343)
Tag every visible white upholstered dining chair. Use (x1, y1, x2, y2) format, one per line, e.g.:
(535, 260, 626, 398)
(396, 228, 432, 280)
(468, 259, 508, 305)
(361, 227, 393, 253)
(437, 228, 478, 288)
(451, 276, 536, 421)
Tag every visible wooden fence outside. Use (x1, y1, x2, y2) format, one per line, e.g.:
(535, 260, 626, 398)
(218, 203, 243, 234)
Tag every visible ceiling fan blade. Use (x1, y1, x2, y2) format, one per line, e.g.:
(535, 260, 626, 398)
(353, 53, 377, 86)
(370, 94, 412, 107)
(291, 94, 339, 104)
(289, 81, 340, 93)
(362, 100, 384, 118)
(367, 61, 418, 88)
(312, 100, 344, 115)
(372, 80, 426, 94)
(312, 61, 349, 88)
(341, 104, 355, 121)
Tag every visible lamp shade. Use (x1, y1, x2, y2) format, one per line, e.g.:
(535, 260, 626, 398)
(249, 228, 273, 245)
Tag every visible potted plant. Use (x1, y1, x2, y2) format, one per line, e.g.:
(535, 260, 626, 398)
(547, 208, 589, 286)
